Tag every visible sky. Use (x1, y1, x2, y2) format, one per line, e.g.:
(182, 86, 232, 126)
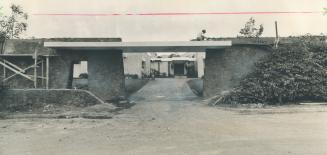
(0, 0, 326, 41)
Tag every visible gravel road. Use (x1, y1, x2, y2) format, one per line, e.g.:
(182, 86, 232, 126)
(1, 79, 327, 155)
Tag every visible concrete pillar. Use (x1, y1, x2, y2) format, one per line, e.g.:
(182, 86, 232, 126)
(88, 50, 125, 101)
(203, 46, 270, 98)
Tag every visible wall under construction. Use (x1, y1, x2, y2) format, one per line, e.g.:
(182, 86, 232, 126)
(0, 40, 53, 89)
(203, 45, 271, 98)
(1, 38, 274, 102)
(1, 39, 125, 102)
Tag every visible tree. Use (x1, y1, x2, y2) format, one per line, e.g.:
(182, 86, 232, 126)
(239, 17, 264, 38)
(0, 4, 27, 88)
(0, 4, 28, 40)
(0, 4, 28, 51)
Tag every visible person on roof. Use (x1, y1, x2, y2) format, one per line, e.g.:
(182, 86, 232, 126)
(196, 29, 207, 41)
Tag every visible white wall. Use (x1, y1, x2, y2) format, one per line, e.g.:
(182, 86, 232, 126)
(160, 61, 169, 76)
(73, 61, 88, 78)
(124, 53, 153, 78)
(196, 52, 205, 78)
(123, 53, 142, 77)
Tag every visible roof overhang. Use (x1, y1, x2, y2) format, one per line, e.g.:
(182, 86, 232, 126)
(151, 57, 196, 62)
(44, 41, 232, 52)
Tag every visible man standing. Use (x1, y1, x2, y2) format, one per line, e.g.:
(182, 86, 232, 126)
(196, 29, 207, 41)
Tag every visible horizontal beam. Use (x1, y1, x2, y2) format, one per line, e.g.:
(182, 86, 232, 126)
(0, 54, 59, 57)
(44, 41, 232, 52)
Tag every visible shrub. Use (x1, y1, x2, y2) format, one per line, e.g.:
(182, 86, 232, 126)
(212, 36, 327, 105)
(79, 73, 88, 79)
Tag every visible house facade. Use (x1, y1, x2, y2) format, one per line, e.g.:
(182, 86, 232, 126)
(149, 52, 205, 78)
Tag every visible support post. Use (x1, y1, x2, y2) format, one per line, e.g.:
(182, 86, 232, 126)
(41, 59, 44, 87)
(168, 61, 170, 77)
(3, 59, 5, 84)
(46, 56, 49, 89)
(275, 21, 279, 38)
(150, 60, 152, 77)
(34, 50, 38, 88)
(274, 21, 279, 48)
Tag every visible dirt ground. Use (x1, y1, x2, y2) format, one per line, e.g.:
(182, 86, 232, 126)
(1, 79, 327, 155)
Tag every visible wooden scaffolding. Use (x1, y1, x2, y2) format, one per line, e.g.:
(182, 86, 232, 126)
(0, 53, 51, 89)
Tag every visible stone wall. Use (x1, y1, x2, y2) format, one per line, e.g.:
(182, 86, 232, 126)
(1, 39, 55, 55)
(88, 50, 125, 101)
(0, 89, 104, 112)
(0, 39, 56, 89)
(48, 51, 82, 89)
(48, 50, 126, 101)
(0, 38, 125, 102)
(203, 45, 271, 98)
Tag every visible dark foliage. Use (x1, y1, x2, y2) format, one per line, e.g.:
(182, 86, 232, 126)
(79, 73, 88, 79)
(125, 74, 139, 79)
(212, 36, 327, 105)
(0, 4, 28, 41)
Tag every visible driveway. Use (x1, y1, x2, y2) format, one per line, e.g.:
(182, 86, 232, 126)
(129, 78, 199, 101)
(1, 79, 327, 155)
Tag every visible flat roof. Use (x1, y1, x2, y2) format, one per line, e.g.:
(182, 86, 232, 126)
(0, 54, 58, 57)
(151, 57, 196, 62)
(44, 41, 232, 52)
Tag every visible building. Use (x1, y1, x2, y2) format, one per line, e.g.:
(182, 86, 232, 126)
(123, 53, 153, 78)
(150, 52, 205, 78)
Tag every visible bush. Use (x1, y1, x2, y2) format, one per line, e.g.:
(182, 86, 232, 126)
(125, 74, 139, 79)
(212, 36, 327, 105)
(79, 73, 88, 79)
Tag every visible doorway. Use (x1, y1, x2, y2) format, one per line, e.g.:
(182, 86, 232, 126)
(174, 63, 184, 76)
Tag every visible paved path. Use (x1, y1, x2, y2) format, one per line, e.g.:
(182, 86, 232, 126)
(129, 78, 198, 101)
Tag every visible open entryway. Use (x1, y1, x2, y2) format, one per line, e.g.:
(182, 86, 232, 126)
(129, 78, 199, 101)
(44, 40, 231, 101)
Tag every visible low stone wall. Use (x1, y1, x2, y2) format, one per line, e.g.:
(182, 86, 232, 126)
(187, 79, 203, 96)
(0, 89, 104, 112)
(125, 79, 149, 96)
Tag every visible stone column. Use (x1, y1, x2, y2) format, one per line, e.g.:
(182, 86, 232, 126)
(88, 50, 125, 101)
(49, 53, 75, 89)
